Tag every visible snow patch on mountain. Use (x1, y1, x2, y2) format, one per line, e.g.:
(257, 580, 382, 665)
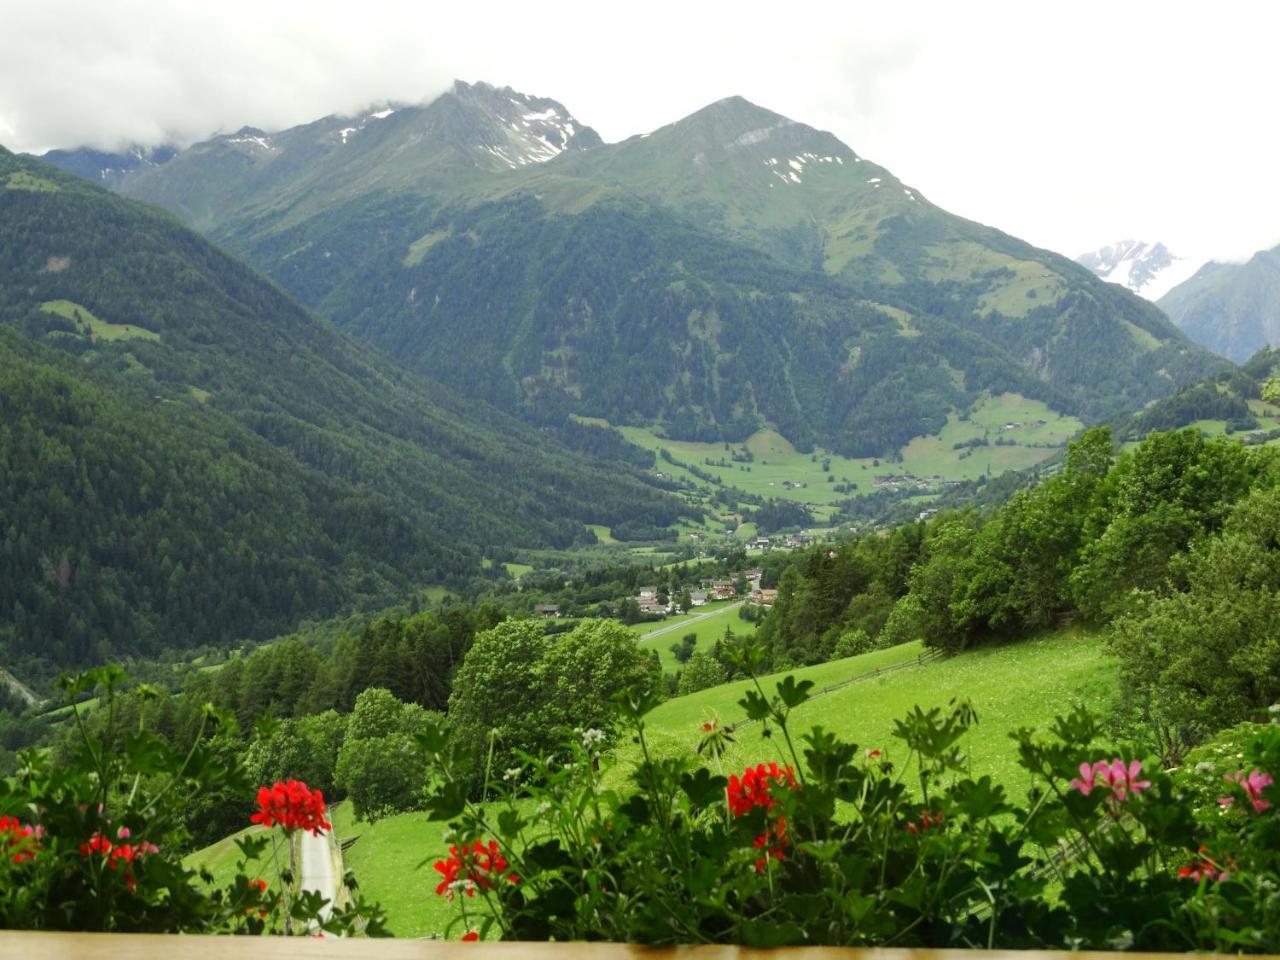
(452, 80, 599, 170)
(332, 105, 397, 145)
(761, 153, 844, 186)
(1076, 240, 1206, 301)
(227, 133, 274, 151)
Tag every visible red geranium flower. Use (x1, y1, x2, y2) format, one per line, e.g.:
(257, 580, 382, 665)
(752, 817, 789, 873)
(726, 763, 796, 873)
(905, 809, 945, 835)
(0, 815, 40, 864)
(726, 762, 795, 817)
(461, 931, 480, 942)
(1178, 845, 1231, 883)
(250, 780, 331, 835)
(432, 839, 519, 899)
(80, 831, 158, 894)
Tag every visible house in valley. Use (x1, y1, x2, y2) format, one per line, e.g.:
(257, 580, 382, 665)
(750, 587, 778, 607)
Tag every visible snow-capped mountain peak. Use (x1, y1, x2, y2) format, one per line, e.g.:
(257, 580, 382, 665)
(448, 80, 602, 169)
(1076, 239, 1206, 302)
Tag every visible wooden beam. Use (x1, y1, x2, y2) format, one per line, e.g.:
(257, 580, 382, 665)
(0, 933, 1262, 960)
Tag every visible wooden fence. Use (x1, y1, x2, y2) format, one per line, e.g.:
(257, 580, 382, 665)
(734, 649, 946, 729)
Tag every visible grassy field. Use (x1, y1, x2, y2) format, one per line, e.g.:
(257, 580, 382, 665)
(609, 392, 1081, 525)
(5, 170, 60, 192)
(331, 800, 456, 938)
(634, 601, 758, 671)
(1119, 397, 1280, 455)
(41, 299, 161, 342)
(629, 628, 1116, 798)
(184, 824, 289, 891)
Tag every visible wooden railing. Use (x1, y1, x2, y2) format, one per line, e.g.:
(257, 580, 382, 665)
(0, 933, 1264, 960)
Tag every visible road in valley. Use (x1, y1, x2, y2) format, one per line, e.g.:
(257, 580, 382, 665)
(638, 601, 745, 642)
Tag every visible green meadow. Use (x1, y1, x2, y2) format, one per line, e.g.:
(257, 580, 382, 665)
(605, 392, 1082, 524)
(41, 299, 160, 342)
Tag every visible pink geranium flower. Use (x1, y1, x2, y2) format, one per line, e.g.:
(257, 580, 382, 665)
(1069, 758, 1150, 802)
(1099, 758, 1151, 799)
(1220, 770, 1274, 813)
(1069, 761, 1102, 796)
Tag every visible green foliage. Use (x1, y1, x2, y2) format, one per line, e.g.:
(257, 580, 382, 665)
(244, 710, 345, 799)
(1109, 484, 1280, 756)
(334, 734, 428, 823)
(447, 619, 660, 779)
(757, 521, 924, 665)
(675, 652, 726, 696)
(670, 633, 697, 664)
(419, 658, 1280, 949)
(1172, 719, 1277, 821)
(0, 667, 386, 935)
(753, 425, 1280, 767)
(762, 427, 1273, 666)
(345, 688, 409, 742)
(1075, 432, 1254, 613)
(831, 628, 873, 659)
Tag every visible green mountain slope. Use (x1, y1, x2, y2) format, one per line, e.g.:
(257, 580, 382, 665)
(1118, 348, 1280, 442)
(0, 148, 684, 671)
(106, 85, 1224, 455)
(1158, 244, 1280, 362)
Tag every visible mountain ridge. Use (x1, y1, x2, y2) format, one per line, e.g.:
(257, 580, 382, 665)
(39, 83, 1228, 455)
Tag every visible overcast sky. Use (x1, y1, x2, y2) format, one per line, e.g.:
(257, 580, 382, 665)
(2, 0, 1277, 262)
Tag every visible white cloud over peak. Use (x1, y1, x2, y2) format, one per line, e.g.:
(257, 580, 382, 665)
(2, 0, 1278, 262)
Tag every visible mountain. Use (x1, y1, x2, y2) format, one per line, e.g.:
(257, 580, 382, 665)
(1156, 243, 1280, 362)
(39, 143, 177, 188)
(89, 85, 1225, 455)
(113, 82, 601, 233)
(1076, 240, 1206, 301)
(1117, 347, 1280, 442)
(0, 148, 684, 672)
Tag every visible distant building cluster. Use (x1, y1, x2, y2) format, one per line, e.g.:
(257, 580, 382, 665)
(746, 533, 814, 552)
(871, 473, 963, 491)
(630, 568, 767, 615)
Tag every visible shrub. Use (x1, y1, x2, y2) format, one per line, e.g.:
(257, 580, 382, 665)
(676, 652, 726, 696)
(832, 628, 873, 659)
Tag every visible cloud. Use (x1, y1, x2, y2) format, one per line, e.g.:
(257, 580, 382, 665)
(2, 0, 1278, 262)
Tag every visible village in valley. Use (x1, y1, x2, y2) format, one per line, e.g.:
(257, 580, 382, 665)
(630, 568, 776, 617)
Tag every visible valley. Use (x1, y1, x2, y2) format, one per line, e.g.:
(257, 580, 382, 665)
(3, 31, 1279, 949)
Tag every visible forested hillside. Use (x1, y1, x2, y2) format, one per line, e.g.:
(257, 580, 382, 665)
(102, 84, 1225, 456)
(1117, 347, 1280, 441)
(0, 149, 685, 673)
(752, 425, 1280, 755)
